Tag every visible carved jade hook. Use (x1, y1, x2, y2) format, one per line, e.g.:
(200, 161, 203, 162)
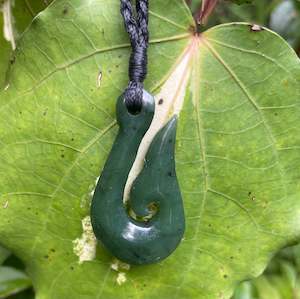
(91, 90, 185, 265)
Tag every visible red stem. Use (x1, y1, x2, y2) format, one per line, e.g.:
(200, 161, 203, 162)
(196, 0, 218, 25)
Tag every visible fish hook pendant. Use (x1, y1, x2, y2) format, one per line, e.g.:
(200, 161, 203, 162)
(91, 90, 185, 265)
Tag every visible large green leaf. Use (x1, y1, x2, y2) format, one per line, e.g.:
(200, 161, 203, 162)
(0, 0, 299, 298)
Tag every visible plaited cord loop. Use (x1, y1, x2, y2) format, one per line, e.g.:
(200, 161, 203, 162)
(120, 0, 149, 114)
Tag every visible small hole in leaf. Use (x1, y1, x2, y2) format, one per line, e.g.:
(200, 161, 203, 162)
(97, 71, 102, 88)
(125, 100, 142, 115)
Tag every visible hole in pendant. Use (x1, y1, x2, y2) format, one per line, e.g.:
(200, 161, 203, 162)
(126, 102, 142, 115)
(127, 202, 159, 222)
(124, 96, 143, 115)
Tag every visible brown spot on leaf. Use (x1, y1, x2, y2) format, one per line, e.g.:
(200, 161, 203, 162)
(248, 191, 255, 201)
(10, 56, 15, 65)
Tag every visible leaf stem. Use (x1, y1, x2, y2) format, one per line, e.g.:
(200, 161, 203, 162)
(195, 0, 218, 25)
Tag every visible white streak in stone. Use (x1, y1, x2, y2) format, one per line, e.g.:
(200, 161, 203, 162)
(123, 40, 195, 201)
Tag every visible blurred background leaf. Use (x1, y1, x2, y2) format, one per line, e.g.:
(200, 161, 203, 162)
(0, 266, 31, 298)
(186, 0, 300, 54)
(0, 252, 34, 299)
(233, 244, 300, 299)
(0, 247, 10, 265)
(228, 0, 254, 4)
(2, 255, 34, 299)
(0, 0, 52, 88)
(269, 0, 300, 49)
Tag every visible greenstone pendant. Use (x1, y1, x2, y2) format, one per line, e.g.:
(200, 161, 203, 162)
(91, 90, 185, 265)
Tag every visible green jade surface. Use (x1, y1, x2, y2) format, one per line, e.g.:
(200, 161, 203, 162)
(91, 90, 185, 265)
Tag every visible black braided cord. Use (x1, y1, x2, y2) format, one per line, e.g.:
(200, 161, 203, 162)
(120, 0, 149, 114)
